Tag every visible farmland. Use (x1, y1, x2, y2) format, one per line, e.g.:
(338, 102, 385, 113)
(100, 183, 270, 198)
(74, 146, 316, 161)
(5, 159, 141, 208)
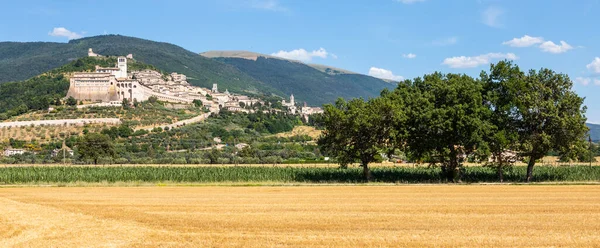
(1, 185, 599, 247)
(0, 165, 600, 184)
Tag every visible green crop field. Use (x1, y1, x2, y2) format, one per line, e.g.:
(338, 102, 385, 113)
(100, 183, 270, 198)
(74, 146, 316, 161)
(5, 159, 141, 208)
(0, 165, 599, 185)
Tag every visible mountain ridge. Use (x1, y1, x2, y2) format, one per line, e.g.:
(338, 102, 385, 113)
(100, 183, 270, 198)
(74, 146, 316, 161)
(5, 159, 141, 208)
(200, 50, 359, 75)
(0, 35, 395, 105)
(587, 123, 600, 142)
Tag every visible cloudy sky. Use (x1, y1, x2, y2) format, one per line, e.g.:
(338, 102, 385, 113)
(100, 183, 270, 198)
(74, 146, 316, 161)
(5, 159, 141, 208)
(2, 0, 600, 122)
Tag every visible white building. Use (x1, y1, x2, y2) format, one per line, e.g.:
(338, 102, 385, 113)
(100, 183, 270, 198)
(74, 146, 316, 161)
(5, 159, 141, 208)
(4, 148, 25, 156)
(282, 94, 297, 114)
(51, 148, 74, 157)
(68, 52, 193, 104)
(88, 48, 100, 57)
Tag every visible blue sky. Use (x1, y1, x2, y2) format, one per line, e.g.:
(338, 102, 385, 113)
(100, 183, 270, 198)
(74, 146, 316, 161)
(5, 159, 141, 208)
(2, 0, 600, 122)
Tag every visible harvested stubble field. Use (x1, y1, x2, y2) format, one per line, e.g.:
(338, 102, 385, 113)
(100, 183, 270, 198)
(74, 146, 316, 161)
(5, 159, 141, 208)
(0, 185, 599, 247)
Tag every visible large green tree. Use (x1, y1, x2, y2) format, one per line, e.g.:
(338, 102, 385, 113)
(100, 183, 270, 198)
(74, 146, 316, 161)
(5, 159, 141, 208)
(490, 62, 588, 182)
(76, 133, 116, 164)
(403, 73, 491, 182)
(480, 61, 523, 181)
(318, 97, 396, 180)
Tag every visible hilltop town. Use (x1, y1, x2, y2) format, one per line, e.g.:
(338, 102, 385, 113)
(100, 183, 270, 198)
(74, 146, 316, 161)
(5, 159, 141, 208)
(0, 49, 324, 158)
(70, 48, 323, 117)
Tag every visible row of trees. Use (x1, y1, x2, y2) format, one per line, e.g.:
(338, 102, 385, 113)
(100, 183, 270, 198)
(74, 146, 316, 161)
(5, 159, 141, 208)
(318, 61, 588, 182)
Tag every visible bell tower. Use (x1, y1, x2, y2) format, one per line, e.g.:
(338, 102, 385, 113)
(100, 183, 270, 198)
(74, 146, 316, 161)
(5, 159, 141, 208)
(117, 56, 127, 78)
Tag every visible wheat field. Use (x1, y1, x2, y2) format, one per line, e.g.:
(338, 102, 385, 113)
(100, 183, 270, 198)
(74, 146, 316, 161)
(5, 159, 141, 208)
(1, 185, 599, 247)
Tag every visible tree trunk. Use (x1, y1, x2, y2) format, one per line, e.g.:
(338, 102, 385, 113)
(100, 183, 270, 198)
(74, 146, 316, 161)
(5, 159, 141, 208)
(446, 148, 460, 183)
(498, 166, 504, 183)
(526, 157, 536, 183)
(497, 154, 504, 183)
(361, 161, 371, 181)
(94, 158, 98, 165)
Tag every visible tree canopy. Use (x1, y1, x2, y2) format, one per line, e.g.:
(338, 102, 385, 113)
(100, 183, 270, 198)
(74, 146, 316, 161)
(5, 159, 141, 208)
(401, 73, 491, 182)
(76, 133, 116, 164)
(318, 97, 396, 180)
(485, 62, 587, 181)
(318, 60, 588, 182)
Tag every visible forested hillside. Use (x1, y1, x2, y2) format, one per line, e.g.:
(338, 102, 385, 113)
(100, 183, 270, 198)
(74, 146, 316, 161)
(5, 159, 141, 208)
(587, 123, 600, 142)
(0, 35, 278, 96)
(1, 35, 396, 106)
(0, 56, 156, 120)
(212, 56, 393, 105)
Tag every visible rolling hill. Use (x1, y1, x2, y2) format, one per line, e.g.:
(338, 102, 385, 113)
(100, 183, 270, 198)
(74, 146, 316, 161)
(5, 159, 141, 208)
(0, 35, 278, 96)
(0, 35, 395, 106)
(587, 123, 600, 142)
(201, 51, 395, 105)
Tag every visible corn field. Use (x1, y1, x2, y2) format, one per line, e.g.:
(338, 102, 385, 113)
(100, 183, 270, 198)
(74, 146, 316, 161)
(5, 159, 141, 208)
(0, 166, 599, 184)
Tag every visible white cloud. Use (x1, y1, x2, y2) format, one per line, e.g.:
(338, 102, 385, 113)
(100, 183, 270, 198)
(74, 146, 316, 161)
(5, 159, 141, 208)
(502, 35, 544, 47)
(396, 0, 425, 4)
(271, 48, 330, 62)
(431, 36, 458, 46)
(539, 41, 573, 54)
(403, 53, 417, 59)
(482, 6, 504, 28)
(586, 57, 600, 73)
(331, 53, 338, 59)
(249, 0, 287, 12)
(48, 27, 83, 40)
(368, 67, 404, 81)
(574, 77, 600, 86)
(502, 35, 575, 54)
(442, 53, 518, 68)
(575, 77, 591, 86)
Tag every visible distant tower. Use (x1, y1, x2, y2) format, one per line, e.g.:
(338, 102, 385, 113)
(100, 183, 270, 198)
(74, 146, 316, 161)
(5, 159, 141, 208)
(117, 56, 127, 78)
(290, 94, 295, 106)
(212, 84, 218, 93)
(225, 89, 230, 95)
(88, 48, 99, 57)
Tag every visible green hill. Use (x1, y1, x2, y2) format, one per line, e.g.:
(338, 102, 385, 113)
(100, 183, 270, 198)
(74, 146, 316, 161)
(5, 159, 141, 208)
(0, 35, 277, 96)
(587, 123, 600, 142)
(0, 35, 394, 106)
(203, 52, 394, 104)
(0, 56, 162, 120)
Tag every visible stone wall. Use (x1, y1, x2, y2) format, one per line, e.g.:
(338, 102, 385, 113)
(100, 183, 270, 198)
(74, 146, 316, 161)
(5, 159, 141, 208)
(0, 118, 121, 128)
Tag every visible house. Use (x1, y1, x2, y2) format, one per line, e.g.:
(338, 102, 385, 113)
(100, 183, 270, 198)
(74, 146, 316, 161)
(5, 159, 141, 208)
(51, 147, 74, 157)
(488, 150, 519, 163)
(4, 148, 26, 157)
(235, 143, 249, 150)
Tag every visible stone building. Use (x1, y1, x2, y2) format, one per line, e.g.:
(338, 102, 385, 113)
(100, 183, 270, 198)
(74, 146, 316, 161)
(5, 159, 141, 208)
(88, 48, 100, 57)
(282, 94, 297, 114)
(68, 49, 265, 112)
(4, 148, 26, 157)
(68, 52, 193, 104)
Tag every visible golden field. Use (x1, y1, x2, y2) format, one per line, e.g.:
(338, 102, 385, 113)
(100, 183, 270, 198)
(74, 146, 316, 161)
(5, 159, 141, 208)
(1, 185, 599, 247)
